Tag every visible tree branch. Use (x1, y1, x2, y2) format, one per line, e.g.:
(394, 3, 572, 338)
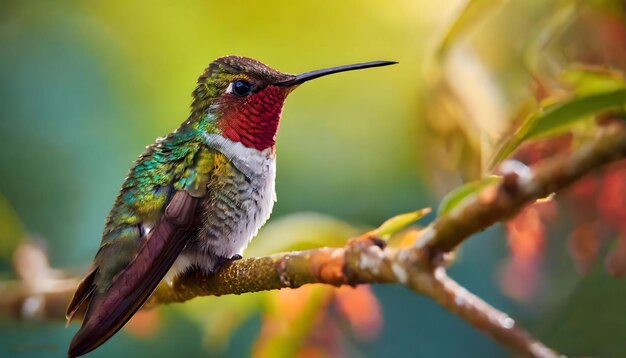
(417, 267, 560, 358)
(3, 125, 625, 357)
(416, 124, 626, 255)
(152, 240, 562, 357)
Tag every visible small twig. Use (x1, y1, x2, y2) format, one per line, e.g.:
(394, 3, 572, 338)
(413, 267, 561, 358)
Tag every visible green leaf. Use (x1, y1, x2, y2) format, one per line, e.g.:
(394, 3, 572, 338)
(489, 88, 626, 168)
(436, 0, 507, 58)
(437, 176, 502, 215)
(371, 208, 431, 238)
(525, 89, 626, 139)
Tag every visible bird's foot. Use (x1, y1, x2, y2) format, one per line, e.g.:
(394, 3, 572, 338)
(215, 254, 243, 268)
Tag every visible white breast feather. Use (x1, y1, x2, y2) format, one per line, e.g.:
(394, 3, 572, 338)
(165, 134, 276, 283)
(202, 133, 277, 257)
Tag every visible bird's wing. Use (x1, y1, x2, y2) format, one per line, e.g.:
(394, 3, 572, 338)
(65, 265, 97, 326)
(67, 189, 201, 357)
(66, 130, 216, 356)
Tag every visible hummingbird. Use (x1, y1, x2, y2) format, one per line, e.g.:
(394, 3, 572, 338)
(65, 55, 396, 356)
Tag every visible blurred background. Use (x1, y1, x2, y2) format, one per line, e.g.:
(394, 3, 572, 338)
(1, 0, 625, 357)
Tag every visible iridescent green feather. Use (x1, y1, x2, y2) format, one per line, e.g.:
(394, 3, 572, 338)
(92, 116, 218, 291)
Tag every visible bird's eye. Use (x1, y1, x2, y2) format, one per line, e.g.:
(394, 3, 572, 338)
(232, 79, 253, 97)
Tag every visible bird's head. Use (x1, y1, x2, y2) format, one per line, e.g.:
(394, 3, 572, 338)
(192, 55, 396, 151)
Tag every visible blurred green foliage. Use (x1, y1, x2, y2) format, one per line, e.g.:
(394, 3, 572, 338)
(0, 194, 24, 271)
(1, 0, 626, 357)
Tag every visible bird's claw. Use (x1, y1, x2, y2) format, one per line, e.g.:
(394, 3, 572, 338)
(216, 254, 243, 268)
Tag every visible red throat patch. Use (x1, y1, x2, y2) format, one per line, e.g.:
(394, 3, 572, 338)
(218, 85, 290, 151)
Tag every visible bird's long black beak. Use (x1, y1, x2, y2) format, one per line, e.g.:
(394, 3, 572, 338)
(275, 60, 397, 87)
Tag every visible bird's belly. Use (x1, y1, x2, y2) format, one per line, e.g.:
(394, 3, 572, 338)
(167, 144, 276, 281)
(197, 159, 276, 259)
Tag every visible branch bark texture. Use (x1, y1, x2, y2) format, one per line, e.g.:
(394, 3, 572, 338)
(4, 125, 626, 358)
